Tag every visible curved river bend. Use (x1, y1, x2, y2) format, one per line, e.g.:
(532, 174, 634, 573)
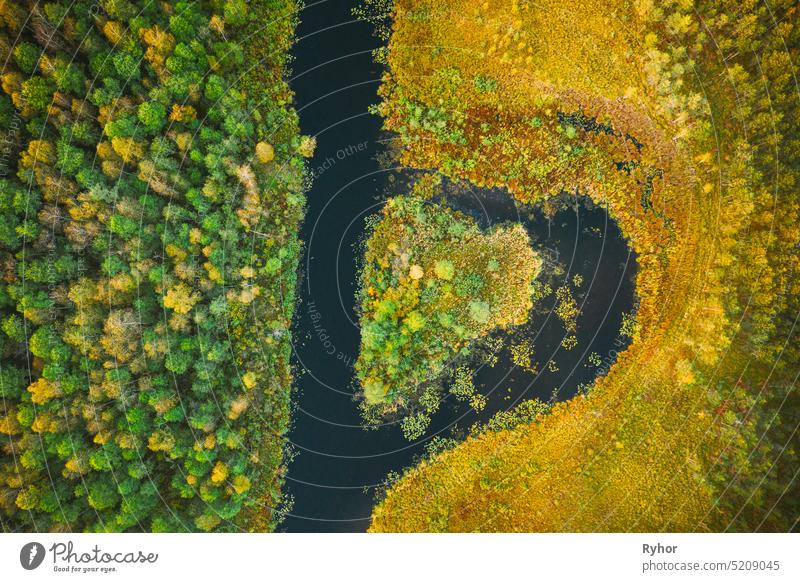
(282, 0, 636, 532)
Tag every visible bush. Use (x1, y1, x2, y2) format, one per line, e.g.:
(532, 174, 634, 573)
(356, 176, 540, 423)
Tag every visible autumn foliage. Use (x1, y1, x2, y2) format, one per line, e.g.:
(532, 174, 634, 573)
(368, 0, 800, 532)
(356, 175, 539, 436)
(0, 0, 307, 531)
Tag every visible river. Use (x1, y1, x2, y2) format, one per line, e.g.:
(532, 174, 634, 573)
(281, 0, 636, 532)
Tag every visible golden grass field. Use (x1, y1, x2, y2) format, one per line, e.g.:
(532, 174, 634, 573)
(369, 0, 799, 531)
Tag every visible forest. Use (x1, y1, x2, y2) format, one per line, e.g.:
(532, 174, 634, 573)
(367, 0, 800, 532)
(0, 0, 309, 531)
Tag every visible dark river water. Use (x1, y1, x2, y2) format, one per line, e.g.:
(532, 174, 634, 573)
(281, 0, 636, 532)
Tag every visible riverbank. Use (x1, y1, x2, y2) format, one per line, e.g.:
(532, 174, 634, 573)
(282, 0, 635, 528)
